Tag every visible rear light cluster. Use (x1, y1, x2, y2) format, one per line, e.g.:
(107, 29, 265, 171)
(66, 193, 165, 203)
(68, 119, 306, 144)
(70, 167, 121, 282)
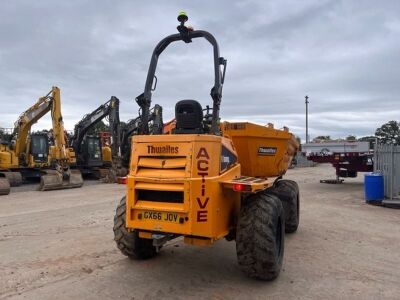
(233, 183, 252, 192)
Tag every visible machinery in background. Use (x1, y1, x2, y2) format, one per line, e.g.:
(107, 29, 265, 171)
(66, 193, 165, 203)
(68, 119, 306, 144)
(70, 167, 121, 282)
(69, 96, 121, 178)
(120, 104, 163, 167)
(98, 131, 111, 148)
(0, 87, 83, 193)
(303, 141, 373, 183)
(69, 96, 163, 180)
(0, 176, 10, 195)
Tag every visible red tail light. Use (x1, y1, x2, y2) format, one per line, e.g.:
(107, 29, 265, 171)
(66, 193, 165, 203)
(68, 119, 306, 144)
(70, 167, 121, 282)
(233, 183, 251, 192)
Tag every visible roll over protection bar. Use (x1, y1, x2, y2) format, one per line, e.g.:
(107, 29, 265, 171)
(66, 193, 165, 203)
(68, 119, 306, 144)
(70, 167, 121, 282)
(136, 15, 227, 135)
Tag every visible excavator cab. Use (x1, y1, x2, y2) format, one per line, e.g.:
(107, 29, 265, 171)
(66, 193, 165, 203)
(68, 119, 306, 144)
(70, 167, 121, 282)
(80, 135, 103, 168)
(29, 133, 49, 164)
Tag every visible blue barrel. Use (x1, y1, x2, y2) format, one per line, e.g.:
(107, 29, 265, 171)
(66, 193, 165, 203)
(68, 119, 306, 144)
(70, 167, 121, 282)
(364, 172, 384, 202)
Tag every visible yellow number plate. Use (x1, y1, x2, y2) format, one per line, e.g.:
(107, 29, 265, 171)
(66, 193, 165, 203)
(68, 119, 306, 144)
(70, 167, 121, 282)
(142, 211, 179, 223)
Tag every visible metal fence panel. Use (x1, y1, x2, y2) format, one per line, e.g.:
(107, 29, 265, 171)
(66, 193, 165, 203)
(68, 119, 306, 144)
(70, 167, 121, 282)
(374, 144, 400, 204)
(295, 152, 316, 168)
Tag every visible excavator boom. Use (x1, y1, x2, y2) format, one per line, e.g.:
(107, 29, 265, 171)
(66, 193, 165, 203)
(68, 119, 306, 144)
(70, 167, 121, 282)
(12, 90, 54, 162)
(70, 96, 120, 158)
(39, 87, 83, 190)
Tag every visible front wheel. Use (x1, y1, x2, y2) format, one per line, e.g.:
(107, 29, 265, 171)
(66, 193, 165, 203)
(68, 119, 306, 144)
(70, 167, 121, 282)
(268, 180, 300, 233)
(113, 196, 157, 259)
(236, 192, 285, 280)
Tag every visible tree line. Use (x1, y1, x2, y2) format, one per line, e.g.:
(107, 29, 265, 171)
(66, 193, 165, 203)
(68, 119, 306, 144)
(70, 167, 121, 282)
(2, 120, 400, 145)
(311, 120, 400, 145)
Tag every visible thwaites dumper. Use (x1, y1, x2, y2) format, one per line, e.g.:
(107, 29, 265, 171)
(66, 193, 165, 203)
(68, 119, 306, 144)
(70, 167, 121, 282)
(114, 13, 300, 280)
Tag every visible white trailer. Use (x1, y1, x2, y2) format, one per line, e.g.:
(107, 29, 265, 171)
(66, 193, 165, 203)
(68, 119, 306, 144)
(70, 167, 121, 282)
(302, 142, 371, 156)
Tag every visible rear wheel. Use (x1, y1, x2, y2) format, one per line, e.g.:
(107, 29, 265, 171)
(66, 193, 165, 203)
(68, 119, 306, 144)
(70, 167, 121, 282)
(268, 179, 300, 233)
(236, 192, 285, 280)
(113, 196, 157, 259)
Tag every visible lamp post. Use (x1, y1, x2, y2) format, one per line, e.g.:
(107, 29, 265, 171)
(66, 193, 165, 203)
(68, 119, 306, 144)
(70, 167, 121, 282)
(305, 95, 309, 143)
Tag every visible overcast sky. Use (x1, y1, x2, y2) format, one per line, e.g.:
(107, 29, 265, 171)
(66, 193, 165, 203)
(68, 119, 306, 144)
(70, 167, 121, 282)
(1, 1, 400, 141)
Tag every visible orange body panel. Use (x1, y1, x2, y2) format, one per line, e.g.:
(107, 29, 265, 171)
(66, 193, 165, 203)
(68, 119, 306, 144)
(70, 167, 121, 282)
(126, 134, 241, 242)
(125, 122, 298, 244)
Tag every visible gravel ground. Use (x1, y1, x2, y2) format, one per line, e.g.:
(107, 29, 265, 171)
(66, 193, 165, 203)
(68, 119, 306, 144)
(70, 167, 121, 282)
(0, 164, 399, 300)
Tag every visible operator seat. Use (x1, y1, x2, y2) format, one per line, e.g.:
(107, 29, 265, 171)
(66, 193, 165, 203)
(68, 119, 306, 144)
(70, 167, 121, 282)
(174, 100, 204, 134)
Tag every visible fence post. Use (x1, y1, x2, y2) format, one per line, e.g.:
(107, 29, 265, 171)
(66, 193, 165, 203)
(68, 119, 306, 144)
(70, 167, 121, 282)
(373, 141, 377, 172)
(390, 144, 394, 200)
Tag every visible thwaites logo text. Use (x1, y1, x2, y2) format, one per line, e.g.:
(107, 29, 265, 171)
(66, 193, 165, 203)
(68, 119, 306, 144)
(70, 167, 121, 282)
(147, 145, 179, 154)
(196, 147, 210, 222)
(258, 146, 277, 156)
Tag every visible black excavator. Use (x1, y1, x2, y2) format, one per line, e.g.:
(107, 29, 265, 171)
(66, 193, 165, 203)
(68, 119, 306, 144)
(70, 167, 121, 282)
(70, 96, 121, 178)
(120, 104, 163, 166)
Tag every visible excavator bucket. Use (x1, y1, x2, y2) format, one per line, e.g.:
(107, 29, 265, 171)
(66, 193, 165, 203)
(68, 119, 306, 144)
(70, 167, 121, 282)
(39, 169, 83, 191)
(0, 177, 10, 195)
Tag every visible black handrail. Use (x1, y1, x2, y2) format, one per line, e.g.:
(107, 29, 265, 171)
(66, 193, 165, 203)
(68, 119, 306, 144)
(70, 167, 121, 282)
(136, 17, 226, 135)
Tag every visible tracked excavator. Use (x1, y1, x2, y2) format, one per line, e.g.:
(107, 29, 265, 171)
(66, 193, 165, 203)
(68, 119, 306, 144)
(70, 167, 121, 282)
(70, 96, 121, 178)
(120, 104, 163, 167)
(0, 87, 83, 194)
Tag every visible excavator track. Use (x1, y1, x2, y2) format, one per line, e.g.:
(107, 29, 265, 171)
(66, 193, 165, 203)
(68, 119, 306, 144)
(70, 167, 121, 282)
(0, 177, 10, 195)
(39, 169, 83, 191)
(97, 168, 110, 179)
(3, 172, 23, 187)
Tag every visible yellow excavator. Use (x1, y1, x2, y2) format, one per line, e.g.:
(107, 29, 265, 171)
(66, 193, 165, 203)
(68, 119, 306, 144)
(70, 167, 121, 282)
(0, 86, 83, 194)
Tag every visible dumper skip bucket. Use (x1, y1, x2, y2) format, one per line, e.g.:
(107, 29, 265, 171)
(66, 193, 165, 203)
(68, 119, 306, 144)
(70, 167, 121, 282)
(222, 122, 298, 178)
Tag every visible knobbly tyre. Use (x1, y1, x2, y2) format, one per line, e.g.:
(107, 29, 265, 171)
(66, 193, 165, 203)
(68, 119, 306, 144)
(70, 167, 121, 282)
(113, 12, 300, 280)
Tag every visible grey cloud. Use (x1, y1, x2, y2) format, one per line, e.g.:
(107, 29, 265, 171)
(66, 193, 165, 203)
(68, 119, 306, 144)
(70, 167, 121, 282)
(1, 0, 399, 142)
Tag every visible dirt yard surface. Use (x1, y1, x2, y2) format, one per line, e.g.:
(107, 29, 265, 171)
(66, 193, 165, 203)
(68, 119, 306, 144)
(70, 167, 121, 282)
(1, 164, 399, 300)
